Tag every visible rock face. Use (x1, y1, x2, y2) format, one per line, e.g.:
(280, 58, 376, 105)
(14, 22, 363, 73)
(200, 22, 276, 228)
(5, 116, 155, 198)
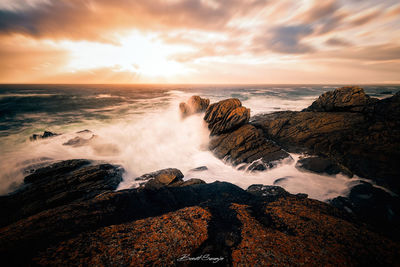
(204, 98, 250, 135)
(304, 86, 377, 112)
(252, 88, 400, 192)
(1, 163, 399, 266)
(179, 95, 210, 117)
(135, 168, 184, 190)
(209, 124, 289, 169)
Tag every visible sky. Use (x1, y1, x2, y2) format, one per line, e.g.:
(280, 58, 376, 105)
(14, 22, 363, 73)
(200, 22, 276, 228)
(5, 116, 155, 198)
(0, 0, 399, 84)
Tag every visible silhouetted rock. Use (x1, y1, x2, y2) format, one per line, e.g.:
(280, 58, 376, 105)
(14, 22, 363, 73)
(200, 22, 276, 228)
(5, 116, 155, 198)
(29, 131, 60, 141)
(329, 181, 400, 238)
(204, 98, 250, 135)
(63, 134, 96, 147)
(190, 166, 208, 172)
(179, 95, 210, 117)
(304, 86, 377, 112)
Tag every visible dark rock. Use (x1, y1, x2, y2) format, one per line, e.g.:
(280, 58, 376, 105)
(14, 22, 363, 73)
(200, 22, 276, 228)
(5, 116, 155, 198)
(209, 124, 290, 167)
(252, 89, 400, 192)
(0, 159, 123, 228)
(304, 86, 377, 112)
(30, 131, 60, 141)
(204, 98, 250, 135)
(329, 181, 400, 238)
(76, 129, 92, 134)
(168, 178, 206, 187)
(273, 177, 291, 185)
(0, 163, 399, 266)
(296, 156, 342, 175)
(62, 135, 96, 147)
(179, 95, 210, 117)
(135, 168, 184, 190)
(190, 166, 208, 172)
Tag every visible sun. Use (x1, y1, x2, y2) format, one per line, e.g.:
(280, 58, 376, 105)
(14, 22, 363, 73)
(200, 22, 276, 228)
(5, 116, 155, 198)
(59, 31, 194, 80)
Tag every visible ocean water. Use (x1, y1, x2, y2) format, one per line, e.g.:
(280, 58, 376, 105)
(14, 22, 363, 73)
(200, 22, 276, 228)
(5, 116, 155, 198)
(1, 84, 399, 200)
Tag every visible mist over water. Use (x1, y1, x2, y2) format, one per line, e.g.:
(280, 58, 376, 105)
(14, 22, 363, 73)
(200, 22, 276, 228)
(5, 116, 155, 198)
(1, 84, 399, 200)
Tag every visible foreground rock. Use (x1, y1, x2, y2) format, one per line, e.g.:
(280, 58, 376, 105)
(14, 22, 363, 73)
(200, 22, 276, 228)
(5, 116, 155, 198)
(179, 95, 210, 117)
(1, 161, 399, 266)
(296, 156, 346, 176)
(252, 87, 400, 192)
(0, 159, 123, 228)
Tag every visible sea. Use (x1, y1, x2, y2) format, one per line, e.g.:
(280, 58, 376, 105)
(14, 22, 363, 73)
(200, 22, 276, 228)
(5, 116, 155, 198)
(1, 84, 399, 201)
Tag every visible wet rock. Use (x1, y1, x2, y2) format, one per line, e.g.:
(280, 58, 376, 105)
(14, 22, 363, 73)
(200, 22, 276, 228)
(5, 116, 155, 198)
(304, 86, 377, 112)
(209, 124, 290, 168)
(0, 159, 123, 228)
(296, 156, 342, 175)
(179, 95, 210, 117)
(204, 98, 250, 135)
(273, 177, 291, 185)
(29, 131, 60, 141)
(135, 168, 184, 190)
(246, 184, 290, 200)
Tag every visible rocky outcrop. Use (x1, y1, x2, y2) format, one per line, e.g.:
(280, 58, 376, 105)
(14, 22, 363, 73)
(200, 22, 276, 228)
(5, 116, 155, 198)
(209, 124, 289, 170)
(252, 88, 400, 192)
(196, 97, 289, 170)
(1, 163, 399, 266)
(0, 159, 123, 228)
(304, 86, 377, 112)
(204, 98, 250, 135)
(179, 95, 210, 117)
(30, 131, 59, 141)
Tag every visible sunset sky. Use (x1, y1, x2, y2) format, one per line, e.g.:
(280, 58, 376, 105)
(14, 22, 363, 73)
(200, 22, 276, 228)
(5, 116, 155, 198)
(0, 0, 399, 84)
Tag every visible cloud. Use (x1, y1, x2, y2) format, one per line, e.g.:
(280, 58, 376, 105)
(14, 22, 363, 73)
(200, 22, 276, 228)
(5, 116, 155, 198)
(325, 37, 352, 47)
(0, 0, 267, 41)
(254, 24, 314, 54)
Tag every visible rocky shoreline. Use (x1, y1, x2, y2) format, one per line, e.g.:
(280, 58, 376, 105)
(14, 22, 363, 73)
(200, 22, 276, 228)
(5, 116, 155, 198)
(1, 86, 400, 266)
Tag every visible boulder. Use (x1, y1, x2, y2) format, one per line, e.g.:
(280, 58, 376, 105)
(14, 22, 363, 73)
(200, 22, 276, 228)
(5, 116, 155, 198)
(304, 86, 377, 112)
(135, 168, 184, 190)
(296, 156, 344, 175)
(179, 95, 210, 117)
(204, 98, 250, 135)
(30, 131, 59, 141)
(209, 124, 290, 168)
(63, 135, 96, 147)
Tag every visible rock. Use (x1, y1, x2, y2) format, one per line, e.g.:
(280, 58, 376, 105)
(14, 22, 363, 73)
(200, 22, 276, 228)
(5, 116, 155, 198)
(304, 86, 377, 112)
(204, 98, 250, 135)
(296, 156, 342, 175)
(330, 181, 400, 237)
(29, 131, 59, 141)
(190, 166, 208, 172)
(252, 89, 400, 192)
(62, 135, 96, 147)
(1, 164, 399, 266)
(179, 95, 210, 117)
(168, 178, 206, 187)
(0, 159, 123, 228)
(209, 124, 290, 168)
(135, 168, 184, 190)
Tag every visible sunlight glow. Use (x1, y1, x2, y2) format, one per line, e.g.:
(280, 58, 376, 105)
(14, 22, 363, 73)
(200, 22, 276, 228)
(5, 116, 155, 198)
(60, 31, 194, 78)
